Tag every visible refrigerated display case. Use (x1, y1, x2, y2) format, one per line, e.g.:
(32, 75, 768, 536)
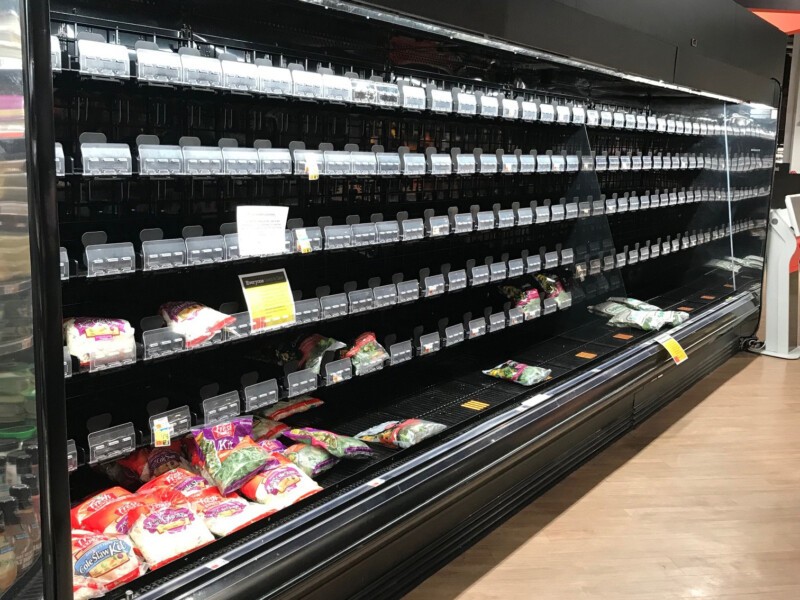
(7, 0, 780, 598)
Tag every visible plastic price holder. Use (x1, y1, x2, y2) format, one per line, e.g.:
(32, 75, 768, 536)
(292, 149, 323, 177)
(149, 407, 192, 443)
(452, 91, 476, 115)
(639, 246, 650, 262)
(594, 154, 608, 171)
(668, 192, 678, 206)
(680, 236, 690, 250)
(616, 252, 627, 268)
(400, 84, 426, 110)
(376, 220, 400, 244)
(678, 153, 689, 170)
(63, 346, 72, 379)
(424, 274, 446, 297)
(516, 207, 534, 226)
(632, 194, 646, 211)
(297, 227, 323, 252)
(81, 142, 132, 177)
(323, 358, 353, 386)
(559, 294, 573, 310)
(536, 154, 552, 173)
(478, 94, 499, 117)
(401, 218, 424, 241)
(602, 255, 615, 271)
(655, 117, 666, 132)
(502, 98, 519, 119)
(551, 154, 566, 173)
(567, 105, 584, 124)
(478, 153, 498, 174)
(448, 269, 468, 292)
(592, 199, 605, 216)
(508, 258, 525, 278)
(256, 148, 292, 175)
(627, 249, 639, 265)
(678, 191, 686, 204)
(348, 288, 375, 314)
(544, 251, 559, 270)
(428, 215, 450, 237)
(560, 248, 575, 266)
(690, 234, 698, 246)
(650, 243, 661, 259)
(539, 103, 555, 122)
(243, 379, 280, 412)
(586, 258, 601, 276)
(375, 81, 400, 107)
(666, 119, 676, 133)
(534, 205, 550, 224)
(468, 317, 487, 339)
(389, 340, 413, 365)
(258, 64, 293, 95)
(445, 324, 465, 347)
(351, 78, 378, 105)
(470, 264, 490, 287)
(506, 307, 525, 327)
(499, 153, 519, 174)
(700, 122, 709, 135)
(641, 154, 652, 170)
(610, 111, 623, 128)
(520, 100, 538, 121)
(67, 439, 78, 472)
(321, 73, 353, 102)
(604, 197, 617, 214)
(177, 51, 221, 88)
(350, 223, 377, 247)
(497, 209, 515, 229)
(476, 211, 495, 231)
(585, 108, 599, 126)
(486, 312, 505, 333)
(624, 113, 636, 129)
(324, 224, 353, 249)
(294, 298, 322, 324)
(608, 155, 620, 171)
(634, 114, 646, 130)
(182, 145, 223, 176)
(323, 151, 352, 176)
(202, 392, 241, 425)
(659, 193, 669, 208)
(221, 145, 259, 176)
(662, 240, 671, 255)
(555, 105, 571, 124)
(287, 369, 317, 397)
(139, 143, 183, 176)
(617, 196, 629, 212)
(489, 262, 508, 282)
(542, 297, 558, 315)
(76, 38, 130, 79)
(59, 247, 69, 280)
(598, 110, 611, 127)
(221, 59, 259, 92)
(185, 235, 225, 265)
(703, 232, 711, 243)
(85, 242, 135, 277)
(349, 152, 376, 176)
(578, 201, 591, 218)
(526, 255, 542, 274)
(223, 311, 253, 340)
(320, 293, 348, 319)
(402, 153, 426, 176)
(427, 153, 451, 176)
(630, 154, 642, 171)
(142, 327, 185, 360)
(289, 69, 322, 98)
(376, 152, 401, 175)
(644, 115, 655, 131)
(88, 423, 136, 464)
(142, 238, 187, 271)
(710, 156, 719, 170)
(565, 202, 579, 220)
(675, 120, 685, 134)
(565, 155, 579, 173)
(51, 35, 61, 71)
(519, 154, 536, 173)
(397, 279, 420, 304)
(429, 88, 453, 112)
(620, 155, 632, 171)
(55, 143, 65, 177)
(669, 154, 680, 170)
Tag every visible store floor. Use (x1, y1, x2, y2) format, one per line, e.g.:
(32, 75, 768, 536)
(402, 353, 800, 600)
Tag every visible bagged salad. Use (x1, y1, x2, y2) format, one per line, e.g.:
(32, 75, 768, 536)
(71, 529, 145, 600)
(191, 417, 276, 495)
(343, 332, 389, 375)
(117, 442, 188, 483)
(64, 318, 135, 367)
(483, 360, 551, 386)
(262, 396, 323, 422)
(588, 298, 689, 331)
(71, 487, 133, 529)
(240, 453, 322, 512)
(159, 301, 236, 348)
(500, 284, 541, 319)
(283, 427, 373, 459)
(252, 417, 289, 442)
(283, 443, 339, 477)
(536, 274, 572, 309)
(297, 334, 346, 374)
(190, 491, 270, 537)
(355, 419, 446, 450)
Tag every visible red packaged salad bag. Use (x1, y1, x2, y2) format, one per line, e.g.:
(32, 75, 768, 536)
(261, 396, 323, 421)
(117, 441, 188, 483)
(71, 487, 133, 529)
(126, 488, 214, 569)
(240, 454, 322, 513)
(159, 301, 236, 348)
(81, 494, 152, 536)
(252, 417, 289, 442)
(71, 529, 145, 599)
(137, 468, 213, 499)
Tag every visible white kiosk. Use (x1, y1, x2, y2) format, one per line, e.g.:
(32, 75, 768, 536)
(755, 194, 800, 359)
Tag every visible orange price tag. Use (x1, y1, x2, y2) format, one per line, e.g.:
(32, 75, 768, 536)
(575, 351, 597, 359)
(613, 333, 633, 340)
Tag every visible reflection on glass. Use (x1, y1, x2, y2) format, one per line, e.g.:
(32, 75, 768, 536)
(0, 0, 42, 596)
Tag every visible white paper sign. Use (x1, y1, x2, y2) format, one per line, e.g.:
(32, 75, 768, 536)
(236, 205, 289, 257)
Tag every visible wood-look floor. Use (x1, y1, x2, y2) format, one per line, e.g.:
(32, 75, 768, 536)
(402, 354, 800, 600)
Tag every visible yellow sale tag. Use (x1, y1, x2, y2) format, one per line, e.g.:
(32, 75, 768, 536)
(462, 400, 489, 411)
(306, 158, 319, 181)
(656, 334, 688, 365)
(152, 417, 171, 448)
(239, 269, 296, 333)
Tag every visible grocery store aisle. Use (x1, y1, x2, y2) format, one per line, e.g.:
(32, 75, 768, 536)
(402, 353, 800, 600)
